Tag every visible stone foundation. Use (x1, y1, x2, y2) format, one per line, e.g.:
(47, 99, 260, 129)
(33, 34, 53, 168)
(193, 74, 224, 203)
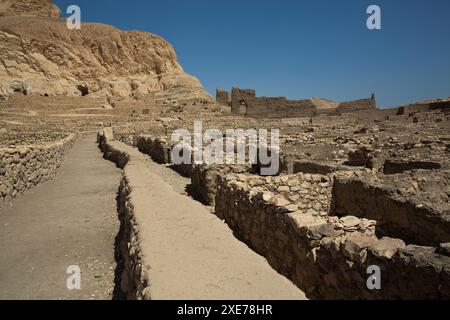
(190, 163, 252, 205)
(332, 173, 450, 246)
(214, 173, 450, 299)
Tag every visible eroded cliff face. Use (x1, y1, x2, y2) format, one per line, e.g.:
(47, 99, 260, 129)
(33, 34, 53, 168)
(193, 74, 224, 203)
(0, 0, 61, 18)
(0, 0, 206, 99)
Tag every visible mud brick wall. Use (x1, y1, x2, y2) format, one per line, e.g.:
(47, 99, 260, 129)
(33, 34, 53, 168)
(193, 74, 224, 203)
(136, 135, 171, 164)
(214, 173, 450, 299)
(231, 87, 316, 118)
(0, 133, 75, 205)
(332, 175, 450, 246)
(383, 159, 441, 174)
(216, 88, 230, 106)
(337, 97, 376, 114)
(395, 100, 450, 116)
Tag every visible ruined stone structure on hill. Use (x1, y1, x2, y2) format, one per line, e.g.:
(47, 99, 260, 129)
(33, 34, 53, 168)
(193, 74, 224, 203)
(397, 98, 450, 116)
(216, 87, 376, 118)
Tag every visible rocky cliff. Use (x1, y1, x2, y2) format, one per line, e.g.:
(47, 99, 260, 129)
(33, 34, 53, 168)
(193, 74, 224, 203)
(0, 0, 207, 100)
(0, 0, 60, 18)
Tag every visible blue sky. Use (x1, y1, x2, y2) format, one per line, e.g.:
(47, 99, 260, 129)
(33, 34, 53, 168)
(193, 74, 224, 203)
(54, 0, 450, 108)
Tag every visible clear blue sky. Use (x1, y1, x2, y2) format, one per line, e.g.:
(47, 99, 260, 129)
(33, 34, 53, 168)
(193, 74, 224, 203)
(54, 0, 450, 108)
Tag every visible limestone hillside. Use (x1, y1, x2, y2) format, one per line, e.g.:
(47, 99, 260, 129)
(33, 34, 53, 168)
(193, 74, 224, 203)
(0, 0, 208, 100)
(0, 0, 60, 18)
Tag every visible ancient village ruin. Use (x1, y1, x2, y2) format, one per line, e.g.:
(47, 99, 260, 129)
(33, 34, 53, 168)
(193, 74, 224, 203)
(0, 0, 449, 301)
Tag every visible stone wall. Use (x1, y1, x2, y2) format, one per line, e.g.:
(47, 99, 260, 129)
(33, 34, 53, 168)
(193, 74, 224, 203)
(231, 87, 256, 114)
(332, 173, 450, 246)
(231, 87, 316, 118)
(116, 172, 148, 299)
(115, 134, 137, 147)
(99, 140, 150, 299)
(336, 97, 376, 114)
(0, 133, 76, 205)
(398, 99, 450, 116)
(214, 173, 450, 299)
(100, 128, 450, 299)
(136, 135, 171, 164)
(136, 134, 195, 177)
(190, 163, 252, 205)
(229, 87, 376, 118)
(216, 88, 230, 106)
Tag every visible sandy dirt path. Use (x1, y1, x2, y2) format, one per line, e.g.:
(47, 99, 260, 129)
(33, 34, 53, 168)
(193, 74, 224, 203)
(0, 135, 121, 300)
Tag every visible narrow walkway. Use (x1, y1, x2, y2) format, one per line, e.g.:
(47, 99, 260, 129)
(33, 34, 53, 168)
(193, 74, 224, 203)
(0, 135, 121, 300)
(108, 141, 307, 299)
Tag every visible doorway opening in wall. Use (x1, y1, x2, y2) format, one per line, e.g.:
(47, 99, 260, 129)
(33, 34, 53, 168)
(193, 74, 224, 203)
(239, 100, 248, 114)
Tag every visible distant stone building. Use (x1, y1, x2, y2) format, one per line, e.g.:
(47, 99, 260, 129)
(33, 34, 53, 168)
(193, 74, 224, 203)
(397, 98, 450, 116)
(216, 87, 376, 118)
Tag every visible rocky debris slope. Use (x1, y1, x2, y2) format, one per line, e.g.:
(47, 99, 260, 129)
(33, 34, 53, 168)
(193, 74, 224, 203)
(0, 0, 208, 100)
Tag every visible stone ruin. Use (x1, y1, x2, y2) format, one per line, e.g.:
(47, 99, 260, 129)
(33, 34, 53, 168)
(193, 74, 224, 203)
(108, 97, 450, 299)
(217, 87, 450, 121)
(216, 87, 376, 118)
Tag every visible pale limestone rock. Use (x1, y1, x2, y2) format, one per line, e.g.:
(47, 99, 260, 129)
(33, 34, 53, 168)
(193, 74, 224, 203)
(340, 216, 361, 228)
(269, 196, 290, 207)
(0, 1, 210, 100)
(103, 127, 114, 142)
(368, 237, 406, 260)
(343, 233, 377, 263)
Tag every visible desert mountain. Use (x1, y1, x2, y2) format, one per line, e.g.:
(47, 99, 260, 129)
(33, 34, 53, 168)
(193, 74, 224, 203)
(0, 0, 208, 100)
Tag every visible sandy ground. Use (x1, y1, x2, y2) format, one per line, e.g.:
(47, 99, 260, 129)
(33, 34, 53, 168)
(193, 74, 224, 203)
(0, 135, 121, 300)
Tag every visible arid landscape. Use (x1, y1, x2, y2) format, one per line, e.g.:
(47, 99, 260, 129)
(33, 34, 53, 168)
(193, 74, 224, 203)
(0, 0, 449, 301)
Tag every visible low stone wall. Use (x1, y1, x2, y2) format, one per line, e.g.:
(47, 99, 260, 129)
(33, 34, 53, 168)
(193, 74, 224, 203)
(215, 173, 450, 299)
(0, 133, 76, 205)
(135, 135, 193, 177)
(116, 169, 153, 300)
(332, 174, 450, 246)
(191, 164, 252, 205)
(116, 134, 136, 147)
(383, 159, 441, 174)
(136, 135, 171, 164)
(101, 140, 129, 169)
(98, 136, 150, 299)
(99, 129, 145, 298)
